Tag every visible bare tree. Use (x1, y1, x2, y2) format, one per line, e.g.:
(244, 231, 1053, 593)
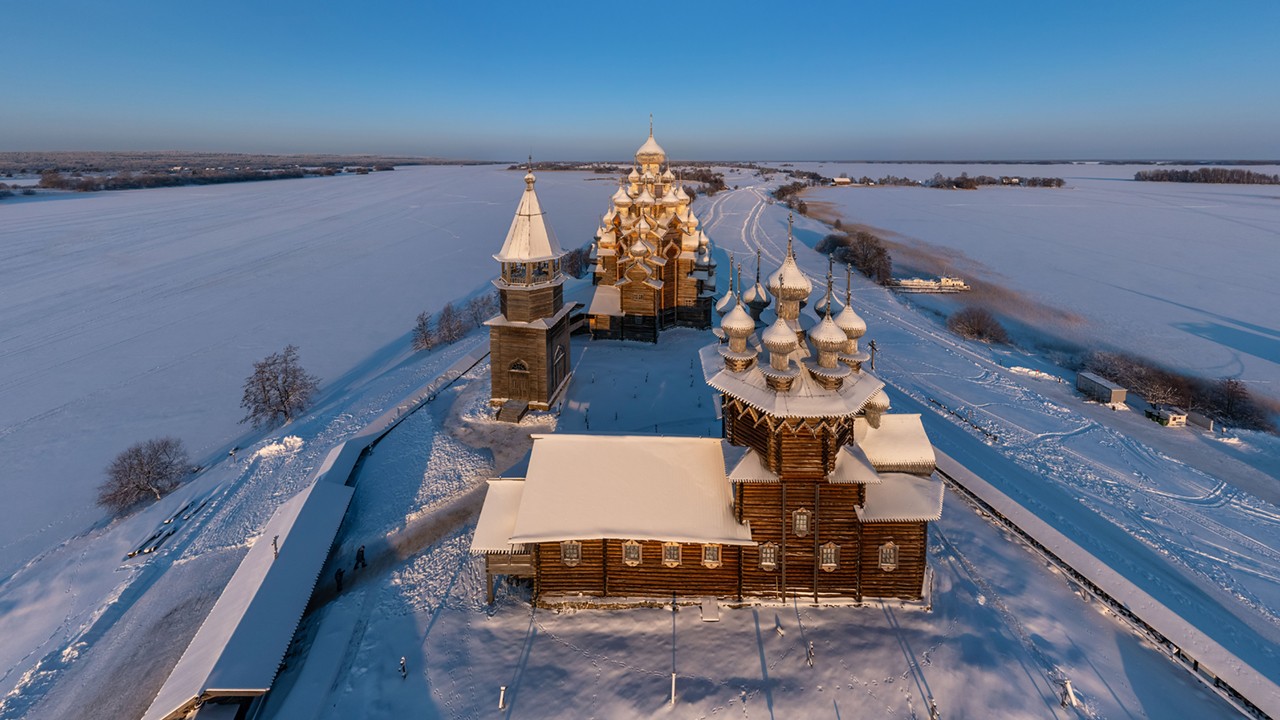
(412, 310, 435, 351)
(435, 302, 467, 344)
(240, 344, 320, 427)
(98, 437, 189, 513)
(465, 293, 498, 327)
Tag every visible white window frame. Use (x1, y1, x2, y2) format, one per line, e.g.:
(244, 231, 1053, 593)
(792, 508, 812, 538)
(702, 544, 722, 569)
(622, 540, 642, 567)
(879, 541, 898, 572)
(662, 542, 682, 568)
(560, 540, 582, 567)
(820, 542, 840, 572)
(759, 542, 778, 571)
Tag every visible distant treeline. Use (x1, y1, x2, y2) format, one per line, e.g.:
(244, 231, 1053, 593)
(1133, 168, 1280, 185)
(36, 166, 393, 192)
(0, 151, 455, 175)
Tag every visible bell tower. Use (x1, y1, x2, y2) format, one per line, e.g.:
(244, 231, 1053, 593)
(487, 167, 574, 415)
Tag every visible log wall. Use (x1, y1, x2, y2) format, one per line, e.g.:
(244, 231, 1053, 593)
(859, 522, 927, 600)
(500, 284, 563, 323)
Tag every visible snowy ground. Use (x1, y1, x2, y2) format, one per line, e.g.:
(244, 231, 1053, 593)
(2, 165, 1278, 718)
(260, 329, 1236, 719)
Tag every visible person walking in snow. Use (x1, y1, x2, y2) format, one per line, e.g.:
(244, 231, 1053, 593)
(399, 656, 407, 679)
(335, 567, 344, 593)
(806, 641, 815, 667)
(354, 545, 367, 570)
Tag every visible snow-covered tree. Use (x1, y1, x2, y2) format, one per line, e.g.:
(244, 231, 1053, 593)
(98, 437, 189, 513)
(412, 310, 435, 351)
(240, 344, 320, 427)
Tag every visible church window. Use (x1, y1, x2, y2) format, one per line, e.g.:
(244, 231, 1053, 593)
(879, 541, 898, 572)
(662, 542, 681, 567)
(792, 508, 812, 537)
(820, 542, 840, 572)
(560, 540, 581, 567)
(702, 544, 722, 569)
(759, 542, 778, 571)
(510, 360, 529, 373)
(622, 540, 642, 566)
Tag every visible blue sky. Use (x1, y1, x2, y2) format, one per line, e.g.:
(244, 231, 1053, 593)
(4, 1, 1278, 160)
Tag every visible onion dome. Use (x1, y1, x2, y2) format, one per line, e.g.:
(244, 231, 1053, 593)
(683, 211, 699, 230)
(602, 207, 618, 224)
(612, 184, 632, 207)
(809, 314, 847, 354)
(722, 301, 756, 339)
(767, 254, 812, 302)
(637, 216, 651, 234)
(661, 167, 675, 182)
(630, 238, 651, 258)
(661, 189, 679, 206)
(815, 293, 841, 317)
(628, 167, 640, 183)
(743, 280, 771, 317)
(835, 304, 866, 339)
(636, 126, 667, 166)
(675, 184, 689, 203)
(715, 257, 737, 316)
(636, 186, 655, 206)
(762, 315, 799, 356)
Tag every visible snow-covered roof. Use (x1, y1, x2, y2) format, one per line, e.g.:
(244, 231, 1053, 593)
(504, 435, 753, 545)
(636, 133, 666, 162)
(493, 174, 565, 263)
(727, 447, 777, 483)
(700, 344, 884, 419)
(143, 480, 354, 720)
(858, 414, 936, 472)
(829, 444, 882, 484)
(587, 285, 623, 317)
(857, 472, 945, 522)
(471, 480, 527, 554)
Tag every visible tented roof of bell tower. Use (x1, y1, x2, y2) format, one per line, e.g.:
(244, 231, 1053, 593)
(494, 172, 565, 263)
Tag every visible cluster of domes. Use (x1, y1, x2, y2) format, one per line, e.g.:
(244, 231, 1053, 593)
(715, 216, 873, 395)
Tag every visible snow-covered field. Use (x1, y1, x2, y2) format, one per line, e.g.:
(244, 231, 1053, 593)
(0, 166, 608, 576)
(2, 165, 1278, 718)
(792, 163, 1280, 391)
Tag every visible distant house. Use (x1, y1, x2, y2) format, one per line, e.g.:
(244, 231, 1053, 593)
(832, 177, 853, 186)
(1077, 372, 1127, 404)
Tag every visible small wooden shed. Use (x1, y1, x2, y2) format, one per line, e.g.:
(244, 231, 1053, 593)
(1077, 372, 1127, 404)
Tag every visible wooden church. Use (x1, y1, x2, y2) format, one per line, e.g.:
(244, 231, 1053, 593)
(473, 214, 943, 605)
(586, 123, 717, 342)
(485, 169, 574, 416)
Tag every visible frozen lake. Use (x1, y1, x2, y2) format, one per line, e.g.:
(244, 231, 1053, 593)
(795, 163, 1280, 392)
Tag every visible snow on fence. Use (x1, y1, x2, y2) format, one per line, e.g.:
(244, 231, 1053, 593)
(143, 345, 491, 720)
(934, 449, 1278, 720)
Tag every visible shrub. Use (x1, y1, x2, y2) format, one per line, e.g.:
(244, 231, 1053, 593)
(948, 307, 1010, 344)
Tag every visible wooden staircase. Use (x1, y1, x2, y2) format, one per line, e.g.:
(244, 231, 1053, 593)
(496, 399, 529, 423)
